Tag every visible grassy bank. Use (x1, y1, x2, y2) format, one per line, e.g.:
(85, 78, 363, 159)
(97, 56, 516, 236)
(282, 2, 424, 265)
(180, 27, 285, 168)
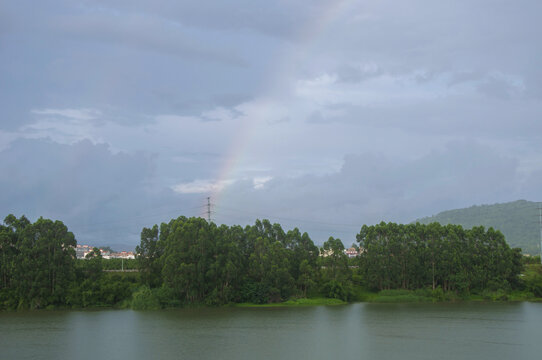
(234, 298, 347, 307)
(356, 288, 540, 303)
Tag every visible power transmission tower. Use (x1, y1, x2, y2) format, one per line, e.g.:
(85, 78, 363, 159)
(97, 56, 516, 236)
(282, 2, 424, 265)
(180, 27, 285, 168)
(539, 203, 542, 264)
(207, 197, 211, 223)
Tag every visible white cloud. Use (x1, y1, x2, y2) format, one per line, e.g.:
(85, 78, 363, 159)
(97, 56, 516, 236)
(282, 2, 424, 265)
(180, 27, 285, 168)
(22, 109, 103, 145)
(253, 176, 272, 189)
(201, 107, 238, 122)
(171, 179, 235, 194)
(153, 114, 199, 123)
(31, 108, 102, 121)
(297, 73, 338, 88)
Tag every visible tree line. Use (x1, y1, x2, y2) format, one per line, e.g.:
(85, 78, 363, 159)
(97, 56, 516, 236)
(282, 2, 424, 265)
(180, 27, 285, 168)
(135, 216, 352, 305)
(357, 222, 523, 293)
(0, 215, 137, 310)
(0, 214, 532, 310)
(0, 215, 76, 309)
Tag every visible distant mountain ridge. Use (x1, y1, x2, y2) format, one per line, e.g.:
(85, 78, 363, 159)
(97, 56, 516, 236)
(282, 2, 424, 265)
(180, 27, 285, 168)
(415, 200, 541, 255)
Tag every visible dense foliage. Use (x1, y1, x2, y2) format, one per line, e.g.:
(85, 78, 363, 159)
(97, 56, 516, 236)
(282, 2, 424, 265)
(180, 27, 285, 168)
(0, 215, 138, 310)
(135, 217, 349, 305)
(0, 215, 76, 309)
(0, 213, 534, 310)
(357, 222, 523, 293)
(416, 200, 540, 255)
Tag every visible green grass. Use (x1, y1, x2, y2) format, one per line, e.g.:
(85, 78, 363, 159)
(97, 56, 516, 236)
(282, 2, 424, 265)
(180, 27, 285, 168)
(369, 289, 433, 303)
(234, 297, 346, 307)
(352, 288, 379, 302)
(357, 288, 470, 303)
(282, 298, 346, 306)
(358, 285, 542, 303)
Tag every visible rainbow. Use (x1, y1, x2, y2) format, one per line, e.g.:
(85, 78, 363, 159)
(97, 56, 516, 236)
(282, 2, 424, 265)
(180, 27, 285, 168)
(210, 0, 353, 212)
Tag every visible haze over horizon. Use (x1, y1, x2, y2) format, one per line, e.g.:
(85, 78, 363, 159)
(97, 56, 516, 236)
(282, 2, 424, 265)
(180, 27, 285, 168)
(2, 1, 542, 248)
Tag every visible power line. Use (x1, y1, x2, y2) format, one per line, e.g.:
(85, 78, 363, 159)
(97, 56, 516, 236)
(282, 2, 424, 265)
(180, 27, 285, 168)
(212, 204, 362, 228)
(213, 210, 358, 238)
(69, 204, 208, 235)
(70, 204, 206, 229)
(211, 204, 366, 240)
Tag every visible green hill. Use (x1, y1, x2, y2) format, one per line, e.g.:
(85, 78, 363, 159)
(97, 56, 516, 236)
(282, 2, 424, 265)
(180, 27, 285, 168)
(415, 200, 541, 255)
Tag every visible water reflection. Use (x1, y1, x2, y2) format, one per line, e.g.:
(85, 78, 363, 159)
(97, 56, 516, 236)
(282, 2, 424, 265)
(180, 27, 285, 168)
(1, 303, 541, 360)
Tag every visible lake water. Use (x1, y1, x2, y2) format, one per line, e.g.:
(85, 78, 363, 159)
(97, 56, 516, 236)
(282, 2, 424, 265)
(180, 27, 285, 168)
(1, 302, 542, 360)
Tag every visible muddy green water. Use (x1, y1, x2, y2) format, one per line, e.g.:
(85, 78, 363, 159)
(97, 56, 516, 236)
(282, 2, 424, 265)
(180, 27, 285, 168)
(1, 302, 541, 360)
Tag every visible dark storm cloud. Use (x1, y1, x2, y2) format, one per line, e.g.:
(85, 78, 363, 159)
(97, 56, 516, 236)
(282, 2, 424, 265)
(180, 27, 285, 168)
(0, 138, 151, 214)
(215, 141, 524, 243)
(0, 138, 203, 246)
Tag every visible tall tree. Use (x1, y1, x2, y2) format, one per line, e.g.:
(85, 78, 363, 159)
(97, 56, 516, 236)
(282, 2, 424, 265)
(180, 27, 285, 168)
(8, 216, 76, 308)
(136, 224, 162, 287)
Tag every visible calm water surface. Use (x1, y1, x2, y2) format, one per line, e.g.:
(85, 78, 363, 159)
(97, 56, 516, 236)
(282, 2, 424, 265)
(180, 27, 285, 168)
(1, 302, 542, 360)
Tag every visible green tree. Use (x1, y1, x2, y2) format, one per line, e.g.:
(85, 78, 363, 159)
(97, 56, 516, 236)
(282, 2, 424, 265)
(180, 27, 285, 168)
(84, 247, 103, 280)
(10, 216, 76, 308)
(320, 237, 352, 300)
(136, 225, 162, 287)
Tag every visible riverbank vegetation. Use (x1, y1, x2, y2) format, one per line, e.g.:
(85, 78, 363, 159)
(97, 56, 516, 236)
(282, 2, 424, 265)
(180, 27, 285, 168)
(358, 222, 523, 293)
(1, 214, 541, 310)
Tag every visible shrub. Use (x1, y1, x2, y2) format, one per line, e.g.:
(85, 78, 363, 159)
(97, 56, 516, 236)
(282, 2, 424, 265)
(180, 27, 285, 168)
(131, 286, 160, 310)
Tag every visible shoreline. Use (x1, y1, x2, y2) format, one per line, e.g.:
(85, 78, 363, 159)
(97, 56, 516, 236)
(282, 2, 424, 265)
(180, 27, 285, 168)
(3, 294, 542, 312)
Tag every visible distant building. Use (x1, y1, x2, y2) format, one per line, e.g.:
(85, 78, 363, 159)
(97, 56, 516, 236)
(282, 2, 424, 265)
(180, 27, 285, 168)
(320, 249, 334, 257)
(320, 247, 364, 258)
(344, 247, 359, 258)
(76, 244, 93, 259)
(75, 245, 135, 260)
(110, 251, 135, 259)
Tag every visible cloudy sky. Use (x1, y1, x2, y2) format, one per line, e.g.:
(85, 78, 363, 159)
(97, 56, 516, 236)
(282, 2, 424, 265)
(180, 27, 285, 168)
(1, 0, 542, 249)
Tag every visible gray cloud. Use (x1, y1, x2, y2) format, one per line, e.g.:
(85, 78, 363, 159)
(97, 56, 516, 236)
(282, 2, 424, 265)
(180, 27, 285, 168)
(335, 64, 382, 84)
(1, 1, 542, 247)
(214, 141, 528, 244)
(88, 0, 337, 40)
(50, 12, 246, 66)
(0, 138, 205, 248)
